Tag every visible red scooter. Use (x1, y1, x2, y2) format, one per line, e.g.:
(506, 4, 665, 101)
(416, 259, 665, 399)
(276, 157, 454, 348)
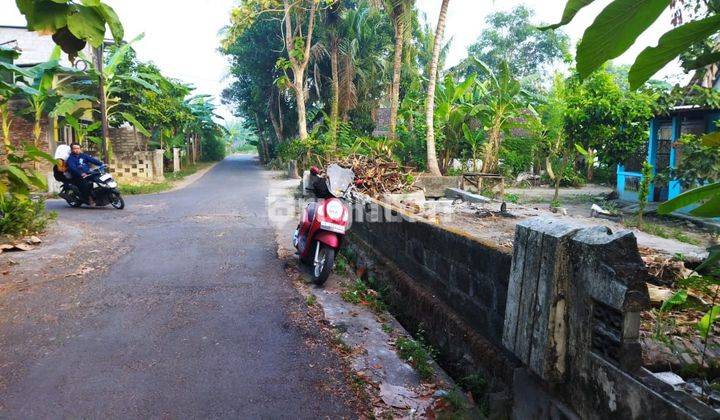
(293, 164, 356, 286)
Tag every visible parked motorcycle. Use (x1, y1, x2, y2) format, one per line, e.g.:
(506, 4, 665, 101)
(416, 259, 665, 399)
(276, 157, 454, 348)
(293, 164, 355, 286)
(58, 165, 125, 210)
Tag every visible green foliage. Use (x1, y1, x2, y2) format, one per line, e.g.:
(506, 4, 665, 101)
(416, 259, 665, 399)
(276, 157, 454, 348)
(15, 0, 124, 56)
(202, 135, 227, 162)
(0, 144, 54, 199)
(638, 161, 654, 225)
(457, 6, 571, 82)
(0, 196, 55, 237)
(672, 134, 720, 190)
(653, 289, 688, 341)
(395, 333, 436, 382)
(548, 0, 720, 88)
(340, 278, 386, 314)
(563, 68, 655, 168)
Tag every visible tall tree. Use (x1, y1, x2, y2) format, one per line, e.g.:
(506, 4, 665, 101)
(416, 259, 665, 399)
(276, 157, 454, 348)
(384, 0, 415, 141)
(424, 0, 450, 176)
(281, 0, 319, 140)
(457, 6, 570, 82)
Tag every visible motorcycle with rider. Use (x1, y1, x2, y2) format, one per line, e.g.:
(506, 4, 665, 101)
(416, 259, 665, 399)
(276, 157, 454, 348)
(54, 143, 125, 210)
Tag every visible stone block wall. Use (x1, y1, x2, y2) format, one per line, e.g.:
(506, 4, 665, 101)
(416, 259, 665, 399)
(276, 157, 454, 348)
(109, 126, 150, 156)
(351, 198, 512, 345)
(108, 150, 164, 184)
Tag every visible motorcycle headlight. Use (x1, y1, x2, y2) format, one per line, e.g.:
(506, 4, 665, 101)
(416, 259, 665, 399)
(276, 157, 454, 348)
(326, 199, 344, 220)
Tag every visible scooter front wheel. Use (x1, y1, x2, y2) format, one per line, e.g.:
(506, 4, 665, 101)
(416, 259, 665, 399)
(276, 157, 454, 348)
(312, 242, 335, 286)
(110, 192, 125, 210)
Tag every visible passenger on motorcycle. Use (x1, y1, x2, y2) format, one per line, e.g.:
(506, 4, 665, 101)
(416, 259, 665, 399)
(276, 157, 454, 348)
(67, 143, 104, 206)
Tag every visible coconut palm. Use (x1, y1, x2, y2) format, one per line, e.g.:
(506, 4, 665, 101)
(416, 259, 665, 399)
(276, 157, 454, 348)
(378, 0, 415, 141)
(425, 0, 450, 175)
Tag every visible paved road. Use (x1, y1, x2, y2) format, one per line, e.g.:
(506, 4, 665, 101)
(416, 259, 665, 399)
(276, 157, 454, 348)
(0, 156, 355, 418)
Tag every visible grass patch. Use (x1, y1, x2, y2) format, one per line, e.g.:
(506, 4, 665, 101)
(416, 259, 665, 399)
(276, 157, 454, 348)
(165, 162, 214, 181)
(120, 182, 172, 195)
(624, 220, 701, 245)
(120, 162, 215, 196)
(503, 193, 519, 203)
(395, 333, 436, 382)
(340, 278, 387, 313)
(306, 294, 317, 307)
(335, 253, 349, 275)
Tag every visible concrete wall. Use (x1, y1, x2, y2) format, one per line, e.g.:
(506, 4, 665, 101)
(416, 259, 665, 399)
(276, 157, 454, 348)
(108, 150, 164, 185)
(351, 199, 512, 345)
(348, 199, 718, 419)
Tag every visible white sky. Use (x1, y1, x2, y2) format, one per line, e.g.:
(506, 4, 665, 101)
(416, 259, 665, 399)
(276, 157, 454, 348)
(1, 0, 683, 120)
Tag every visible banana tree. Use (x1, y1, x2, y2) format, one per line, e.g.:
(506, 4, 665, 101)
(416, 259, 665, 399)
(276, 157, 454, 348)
(433, 73, 476, 172)
(575, 143, 597, 181)
(68, 35, 155, 156)
(12, 48, 83, 169)
(15, 0, 124, 59)
(0, 46, 25, 157)
(472, 60, 527, 175)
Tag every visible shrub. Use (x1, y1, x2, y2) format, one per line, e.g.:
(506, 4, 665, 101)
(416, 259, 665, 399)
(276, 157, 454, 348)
(0, 196, 56, 238)
(202, 136, 227, 161)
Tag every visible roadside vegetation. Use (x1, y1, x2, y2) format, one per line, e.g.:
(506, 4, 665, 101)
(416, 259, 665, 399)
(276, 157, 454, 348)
(1, 2, 229, 238)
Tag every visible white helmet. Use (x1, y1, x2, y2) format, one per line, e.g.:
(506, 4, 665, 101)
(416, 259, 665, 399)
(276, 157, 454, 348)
(54, 144, 71, 161)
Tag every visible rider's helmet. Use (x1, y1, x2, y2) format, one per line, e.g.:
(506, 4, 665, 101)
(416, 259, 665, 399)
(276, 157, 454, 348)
(310, 166, 320, 175)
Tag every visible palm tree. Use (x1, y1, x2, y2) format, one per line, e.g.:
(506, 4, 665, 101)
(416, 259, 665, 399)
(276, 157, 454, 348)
(381, 0, 415, 141)
(337, 3, 391, 122)
(425, 0, 450, 176)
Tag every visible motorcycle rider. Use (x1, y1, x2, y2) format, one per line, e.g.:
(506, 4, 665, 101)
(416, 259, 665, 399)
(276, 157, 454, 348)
(66, 143, 104, 206)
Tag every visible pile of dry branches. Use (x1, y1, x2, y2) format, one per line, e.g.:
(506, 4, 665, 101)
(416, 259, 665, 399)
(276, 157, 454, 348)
(334, 154, 417, 197)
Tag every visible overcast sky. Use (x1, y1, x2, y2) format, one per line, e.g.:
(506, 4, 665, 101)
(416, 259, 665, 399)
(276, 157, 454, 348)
(0, 0, 681, 120)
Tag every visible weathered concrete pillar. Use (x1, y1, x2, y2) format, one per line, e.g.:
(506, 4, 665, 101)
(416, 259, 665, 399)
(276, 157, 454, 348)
(503, 219, 649, 381)
(503, 218, 578, 382)
(152, 149, 165, 182)
(504, 218, 656, 418)
(172, 148, 180, 173)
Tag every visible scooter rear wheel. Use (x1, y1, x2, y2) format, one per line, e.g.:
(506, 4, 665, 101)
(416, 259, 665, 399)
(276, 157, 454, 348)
(312, 243, 335, 286)
(65, 189, 82, 208)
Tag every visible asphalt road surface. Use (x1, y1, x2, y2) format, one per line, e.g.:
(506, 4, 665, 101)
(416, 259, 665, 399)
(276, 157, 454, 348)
(0, 156, 355, 418)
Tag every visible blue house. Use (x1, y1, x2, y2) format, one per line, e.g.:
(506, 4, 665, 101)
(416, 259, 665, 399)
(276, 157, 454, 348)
(617, 105, 720, 205)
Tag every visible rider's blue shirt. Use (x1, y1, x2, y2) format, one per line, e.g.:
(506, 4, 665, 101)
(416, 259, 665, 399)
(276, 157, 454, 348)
(67, 153, 103, 178)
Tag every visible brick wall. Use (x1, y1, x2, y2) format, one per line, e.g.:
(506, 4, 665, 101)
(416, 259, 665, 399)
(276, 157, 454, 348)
(4, 100, 53, 172)
(109, 126, 150, 157)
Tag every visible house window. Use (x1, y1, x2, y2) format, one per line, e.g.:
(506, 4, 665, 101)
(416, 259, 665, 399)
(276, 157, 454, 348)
(676, 115, 707, 167)
(625, 176, 640, 192)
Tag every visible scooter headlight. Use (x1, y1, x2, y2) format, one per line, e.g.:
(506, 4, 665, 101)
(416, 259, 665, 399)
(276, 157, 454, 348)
(326, 199, 344, 220)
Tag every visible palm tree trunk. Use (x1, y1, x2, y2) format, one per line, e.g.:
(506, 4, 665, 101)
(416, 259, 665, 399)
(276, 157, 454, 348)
(330, 39, 340, 150)
(424, 0, 450, 176)
(388, 19, 404, 141)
